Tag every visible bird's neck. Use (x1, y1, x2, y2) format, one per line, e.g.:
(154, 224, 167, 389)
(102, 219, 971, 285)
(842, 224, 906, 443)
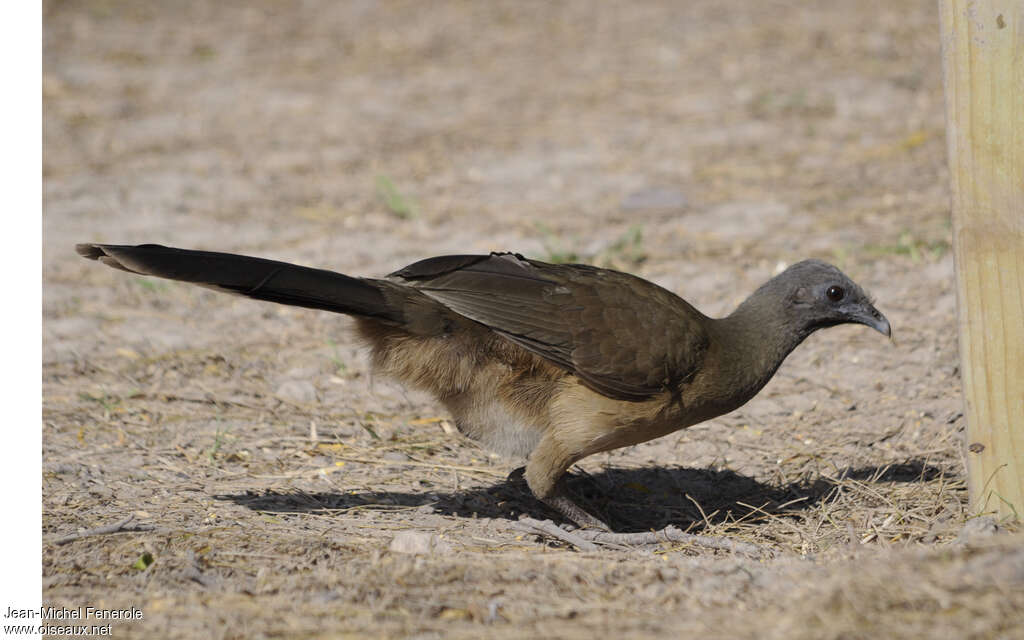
(711, 293, 808, 400)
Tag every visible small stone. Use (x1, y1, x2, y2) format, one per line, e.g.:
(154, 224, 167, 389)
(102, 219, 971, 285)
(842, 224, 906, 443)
(389, 531, 453, 555)
(955, 516, 999, 545)
(274, 380, 317, 405)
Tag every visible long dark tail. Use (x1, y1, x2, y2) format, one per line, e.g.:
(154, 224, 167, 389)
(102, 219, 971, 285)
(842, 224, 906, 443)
(76, 243, 403, 324)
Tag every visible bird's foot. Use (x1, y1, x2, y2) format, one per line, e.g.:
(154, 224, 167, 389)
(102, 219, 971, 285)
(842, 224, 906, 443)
(541, 483, 611, 532)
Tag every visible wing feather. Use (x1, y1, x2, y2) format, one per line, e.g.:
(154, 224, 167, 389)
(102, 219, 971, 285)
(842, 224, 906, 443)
(391, 252, 709, 401)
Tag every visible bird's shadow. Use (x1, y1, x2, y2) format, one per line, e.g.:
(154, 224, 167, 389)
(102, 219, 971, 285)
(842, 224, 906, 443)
(217, 460, 943, 533)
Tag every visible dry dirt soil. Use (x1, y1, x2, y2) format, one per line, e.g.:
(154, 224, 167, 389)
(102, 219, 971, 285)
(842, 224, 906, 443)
(43, 1, 1023, 638)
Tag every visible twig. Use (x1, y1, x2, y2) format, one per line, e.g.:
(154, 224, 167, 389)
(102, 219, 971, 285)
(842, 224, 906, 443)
(252, 455, 506, 479)
(576, 526, 771, 557)
(48, 515, 157, 546)
(511, 518, 598, 551)
(511, 518, 771, 556)
(154, 391, 269, 412)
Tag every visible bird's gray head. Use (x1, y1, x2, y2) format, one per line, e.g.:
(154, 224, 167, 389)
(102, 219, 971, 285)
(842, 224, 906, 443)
(763, 259, 891, 338)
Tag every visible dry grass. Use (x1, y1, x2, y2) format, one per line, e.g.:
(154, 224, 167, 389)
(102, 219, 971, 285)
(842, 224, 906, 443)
(43, 0, 1022, 638)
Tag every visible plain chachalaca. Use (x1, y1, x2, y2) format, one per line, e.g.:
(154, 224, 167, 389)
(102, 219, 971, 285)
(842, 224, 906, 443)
(76, 243, 890, 530)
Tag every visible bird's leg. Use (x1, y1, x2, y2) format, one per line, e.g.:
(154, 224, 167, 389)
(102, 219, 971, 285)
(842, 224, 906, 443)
(524, 436, 611, 531)
(506, 465, 526, 483)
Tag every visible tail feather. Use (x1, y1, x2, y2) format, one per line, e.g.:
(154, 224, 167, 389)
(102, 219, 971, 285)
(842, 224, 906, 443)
(76, 243, 402, 323)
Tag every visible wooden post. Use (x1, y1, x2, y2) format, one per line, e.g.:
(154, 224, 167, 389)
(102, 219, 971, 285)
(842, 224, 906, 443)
(938, 0, 1024, 521)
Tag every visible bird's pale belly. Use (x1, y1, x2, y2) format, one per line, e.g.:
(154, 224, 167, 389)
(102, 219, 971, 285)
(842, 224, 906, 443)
(443, 391, 545, 459)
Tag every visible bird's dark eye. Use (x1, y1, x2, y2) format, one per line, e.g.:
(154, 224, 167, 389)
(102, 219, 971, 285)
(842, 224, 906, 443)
(826, 285, 845, 302)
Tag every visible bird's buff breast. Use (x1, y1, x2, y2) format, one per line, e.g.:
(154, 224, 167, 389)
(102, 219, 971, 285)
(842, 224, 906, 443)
(443, 380, 689, 461)
(545, 366, 759, 462)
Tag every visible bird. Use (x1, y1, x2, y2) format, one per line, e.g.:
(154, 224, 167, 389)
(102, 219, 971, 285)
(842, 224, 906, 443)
(76, 243, 890, 530)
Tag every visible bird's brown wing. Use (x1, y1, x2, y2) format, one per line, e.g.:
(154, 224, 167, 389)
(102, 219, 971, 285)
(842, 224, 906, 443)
(390, 253, 710, 401)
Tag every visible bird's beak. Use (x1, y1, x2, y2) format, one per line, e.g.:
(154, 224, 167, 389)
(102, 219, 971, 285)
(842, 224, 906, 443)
(852, 304, 891, 338)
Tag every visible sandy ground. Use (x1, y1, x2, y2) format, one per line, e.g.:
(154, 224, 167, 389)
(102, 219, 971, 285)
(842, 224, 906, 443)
(43, 1, 1022, 638)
